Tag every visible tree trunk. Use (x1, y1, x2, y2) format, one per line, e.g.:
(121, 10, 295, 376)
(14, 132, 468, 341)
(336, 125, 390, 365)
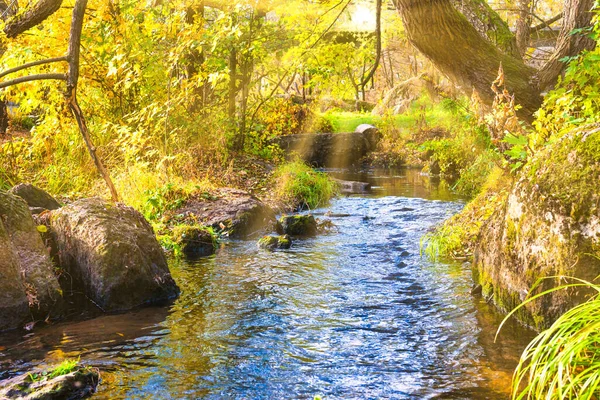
(67, 0, 120, 202)
(538, 0, 595, 90)
(449, 0, 520, 58)
(394, 0, 596, 119)
(0, 100, 7, 135)
(394, 0, 541, 118)
(515, 0, 533, 56)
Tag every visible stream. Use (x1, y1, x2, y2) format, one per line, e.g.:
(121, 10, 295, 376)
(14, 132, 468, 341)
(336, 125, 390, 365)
(0, 168, 534, 399)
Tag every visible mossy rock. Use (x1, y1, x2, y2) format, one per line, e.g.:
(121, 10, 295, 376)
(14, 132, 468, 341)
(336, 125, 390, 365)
(50, 198, 180, 312)
(473, 126, 600, 330)
(0, 367, 99, 399)
(278, 215, 318, 237)
(172, 225, 217, 258)
(9, 183, 61, 212)
(258, 235, 292, 250)
(0, 190, 63, 329)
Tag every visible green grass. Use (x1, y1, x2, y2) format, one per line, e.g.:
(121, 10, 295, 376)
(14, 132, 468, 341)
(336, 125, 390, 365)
(274, 160, 338, 209)
(26, 358, 80, 383)
(321, 96, 465, 134)
(497, 278, 600, 399)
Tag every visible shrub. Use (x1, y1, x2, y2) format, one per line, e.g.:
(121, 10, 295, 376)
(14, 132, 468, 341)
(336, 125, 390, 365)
(273, 160, 338, 210)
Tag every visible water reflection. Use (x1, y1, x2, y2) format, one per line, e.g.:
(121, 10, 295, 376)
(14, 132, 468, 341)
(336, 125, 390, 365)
(0, 169, 534, 399)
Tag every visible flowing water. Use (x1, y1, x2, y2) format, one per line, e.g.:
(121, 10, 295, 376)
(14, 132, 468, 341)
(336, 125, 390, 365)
(0, 169, 534, 399)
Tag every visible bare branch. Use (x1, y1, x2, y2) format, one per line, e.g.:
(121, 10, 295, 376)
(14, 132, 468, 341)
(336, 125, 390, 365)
(0, 73, 66, 89)
(531, 13, 564, 33)
(358, 0, 382, 88)
(0, 56, 68, 79)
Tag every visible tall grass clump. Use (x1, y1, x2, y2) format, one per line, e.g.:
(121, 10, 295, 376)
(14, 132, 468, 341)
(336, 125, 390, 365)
(273, 160, 338, 209)
(497, 278, 600, 399)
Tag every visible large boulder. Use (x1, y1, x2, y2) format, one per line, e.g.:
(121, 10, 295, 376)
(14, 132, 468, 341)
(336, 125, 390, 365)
(50, 198, 179, 312)
(474, 127, 600, 330)
(0, 191, 63, 326)
(0, 218, 30, 331)
(9, 183, 61, 212)
(172, 188, 276, 238)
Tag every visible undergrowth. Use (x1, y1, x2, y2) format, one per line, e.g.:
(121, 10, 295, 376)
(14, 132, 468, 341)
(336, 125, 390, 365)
(273, 160, 338, 210)
(422, 167, 509, 260)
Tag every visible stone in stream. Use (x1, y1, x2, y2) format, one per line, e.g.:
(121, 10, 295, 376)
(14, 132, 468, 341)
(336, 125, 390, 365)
(0, 190, 64, 331)
(9, 183, 61, 213)
(278, 215, 318, 237)
(257, 235, 292, 250)
(333, 178, 371, 194)
(0, 366, 99, 399)
(172, 225, 216, 258)
(172, 188, 276, 239)
(50, 198, 180, 312)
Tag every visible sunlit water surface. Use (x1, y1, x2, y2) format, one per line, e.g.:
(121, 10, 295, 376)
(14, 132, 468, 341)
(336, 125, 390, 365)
(0, 169, 534, 399)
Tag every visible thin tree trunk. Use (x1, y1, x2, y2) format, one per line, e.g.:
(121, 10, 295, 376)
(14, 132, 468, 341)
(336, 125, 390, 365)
(66, 0, 119, 202)
(0, 100, 7, 135)
(516, 0, 533, 56)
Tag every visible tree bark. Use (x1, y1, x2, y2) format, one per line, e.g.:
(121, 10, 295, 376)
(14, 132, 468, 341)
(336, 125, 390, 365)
(449, 0, 520, 58)
(515, 0, 533, 56)
(4, 0, 63, 38)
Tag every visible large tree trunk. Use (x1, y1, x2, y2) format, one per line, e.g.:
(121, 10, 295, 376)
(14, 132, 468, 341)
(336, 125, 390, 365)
(538, 0, 595, 90)
(394, 0, 541, 117)
(394, 0, 596, 119)
(449, 0, 520, 58)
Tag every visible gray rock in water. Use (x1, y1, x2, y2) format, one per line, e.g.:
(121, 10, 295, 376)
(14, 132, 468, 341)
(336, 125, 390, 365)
(173, 188, 276, 239)
(9, 183, 61, 211)
(0, 190, 63, 329)
(278, 215, 318, 237)
(50, 198, 180, 312)
(333, 179, 371, 194)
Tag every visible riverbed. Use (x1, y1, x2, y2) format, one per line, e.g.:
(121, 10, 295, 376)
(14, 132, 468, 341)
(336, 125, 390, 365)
(0, 168, 534, 399)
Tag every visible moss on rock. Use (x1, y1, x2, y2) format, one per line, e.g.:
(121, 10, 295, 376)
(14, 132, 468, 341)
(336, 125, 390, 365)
(278, 215, 318, 237)
(474, 126, 600, 330)
(258, 235, 292, 250)
(172, 224, 217, 258)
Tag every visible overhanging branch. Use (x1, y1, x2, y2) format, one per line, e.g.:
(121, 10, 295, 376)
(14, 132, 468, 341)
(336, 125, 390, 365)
(0, 56, 68, 79)
(0, 73, 66, 89)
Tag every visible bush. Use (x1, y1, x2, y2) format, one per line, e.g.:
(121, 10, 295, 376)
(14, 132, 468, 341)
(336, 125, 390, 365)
(273, 160, 338, 210)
